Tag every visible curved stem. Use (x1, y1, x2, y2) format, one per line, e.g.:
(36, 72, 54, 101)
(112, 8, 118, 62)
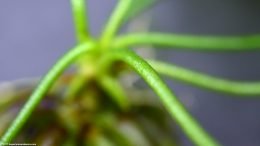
(71, 0, 90, 42)
(149, 60, 260, 96)
(65, 73, 89, 101)
(95, 111, 135, 146)
(113, 33, 260, 51)
(98, 49, 219, 146)
(100, 0, 132, 50)
(97, 75, 130, 110)
(0, 42, 95, 143)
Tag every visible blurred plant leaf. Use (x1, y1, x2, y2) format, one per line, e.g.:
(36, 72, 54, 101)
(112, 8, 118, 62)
(123, 0, 158, 22)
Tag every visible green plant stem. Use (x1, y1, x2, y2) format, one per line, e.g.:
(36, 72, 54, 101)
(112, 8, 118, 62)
(65, 73, 89, 101)
(120, 0, 157, 23)
(71, 0, 90, 42)
(98, 49, 219, 146)
(113, 33, 260, 51)
(96, 112, 134, 146)
(0, 42, 95, 143)
(149, 60, 260, 96)
(100, 0, 132, 50)
(97, 75, 130, 111)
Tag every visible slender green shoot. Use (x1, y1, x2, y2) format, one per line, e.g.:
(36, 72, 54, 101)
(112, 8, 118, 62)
(65, 73, 90, 101)
(113, 33, 260, 51)
(71, 0, 90, 42)
(95, 112, 134, 146)
(86, 132, 116, 146)
(100, 0, 132, 50)
(97, 75, 130, 110)
(149, 60, 260, 96)
(0, 42, 95, 143)
(69, 0, 93, 101)
(98, 49, 219, 146)
(122, 0, 157, 23)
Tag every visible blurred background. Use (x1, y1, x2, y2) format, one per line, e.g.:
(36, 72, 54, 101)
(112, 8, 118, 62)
(1, 0, 260, 145)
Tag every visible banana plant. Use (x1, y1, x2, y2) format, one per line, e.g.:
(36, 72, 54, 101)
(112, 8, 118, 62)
(1, 0, 260, 145)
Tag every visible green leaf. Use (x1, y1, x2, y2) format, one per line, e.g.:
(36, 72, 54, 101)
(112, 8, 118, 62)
(113, 33, 260, 51)
(70, 0, 90, 42)
(149, 60, 260, 96)
(98, 49, 220, 146)
(97, 75, 130, 110)
(123, 0, 158, 22)
(0, 42, 95, 143)
(100, 0, 158, 50)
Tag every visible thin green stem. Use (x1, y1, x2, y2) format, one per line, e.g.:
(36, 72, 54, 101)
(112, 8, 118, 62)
(71, 0, 90, 42)
(97, 75, 130, 111)
(95, 112, 134, 146)
(0, 42, 95, 143)
(100, 0, 132, 50)
(98, 49, 219, 146)
(86, 133, 116, 146)
(149, 60, 260, 96)
(65, 73, 89, 101)
(113, 33, 260, 51)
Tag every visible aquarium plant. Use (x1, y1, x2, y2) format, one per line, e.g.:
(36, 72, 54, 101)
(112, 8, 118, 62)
(1, 0, 260, 145)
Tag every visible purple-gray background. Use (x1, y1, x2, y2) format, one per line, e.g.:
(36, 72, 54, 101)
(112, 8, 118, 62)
(1, 0, 260, 145)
